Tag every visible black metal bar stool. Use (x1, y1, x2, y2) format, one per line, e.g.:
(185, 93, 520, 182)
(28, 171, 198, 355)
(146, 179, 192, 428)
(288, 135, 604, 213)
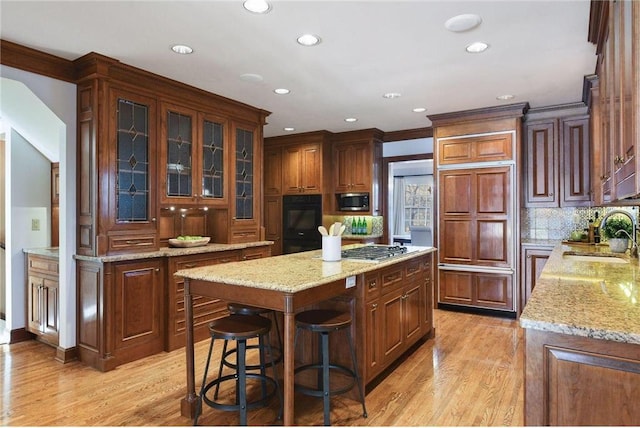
(293, 309, 367, 426)
(194, 314, 282, 426)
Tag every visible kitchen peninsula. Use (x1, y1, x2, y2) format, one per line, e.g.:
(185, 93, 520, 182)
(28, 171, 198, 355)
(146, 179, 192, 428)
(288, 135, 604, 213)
(175, 245, 436, 426)
(520, 243, 640, 425)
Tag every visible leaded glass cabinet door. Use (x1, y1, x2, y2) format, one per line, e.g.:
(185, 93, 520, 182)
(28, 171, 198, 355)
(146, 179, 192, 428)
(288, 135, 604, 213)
(160, 103, 197, 205)
(231, 121, 260, 229)
(112, 89, 157, 230)
(199, 113, 227, 204)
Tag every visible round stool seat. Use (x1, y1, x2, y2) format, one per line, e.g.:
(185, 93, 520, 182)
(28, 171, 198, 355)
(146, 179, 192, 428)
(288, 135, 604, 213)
(209, 314, 270, 340)
(227, 302, 272, 316)
(295, 309, 351, 332)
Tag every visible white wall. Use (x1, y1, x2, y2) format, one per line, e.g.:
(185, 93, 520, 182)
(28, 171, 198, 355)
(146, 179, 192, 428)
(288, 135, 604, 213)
(383, 137, 433, 157)
(0, 66, 76, 349)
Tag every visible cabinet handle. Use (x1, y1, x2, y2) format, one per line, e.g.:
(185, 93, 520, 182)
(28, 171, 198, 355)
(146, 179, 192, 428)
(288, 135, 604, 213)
(384, 273, 400, 282)
(155, 268, 160, 272)
(368, 280, 377, 289)
(151, 217, 157, 222)
(184, 263, 197, 268)
(220, 259, 232, 263)
(372, 303, 378, 309)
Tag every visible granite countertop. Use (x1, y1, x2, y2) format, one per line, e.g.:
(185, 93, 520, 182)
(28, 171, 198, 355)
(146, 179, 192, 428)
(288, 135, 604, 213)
(73, 241, 273, 263)
(520, 238, 562, 247)
(520, 242, 640, 344)
(175, 245, 437, 294)
(23, 247, 60, 258)
(341, 233, 383, 240)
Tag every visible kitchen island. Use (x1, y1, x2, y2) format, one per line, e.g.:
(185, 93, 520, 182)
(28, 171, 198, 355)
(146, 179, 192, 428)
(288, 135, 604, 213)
(520, 242, 640, 425)
(175, 245, 436, 425)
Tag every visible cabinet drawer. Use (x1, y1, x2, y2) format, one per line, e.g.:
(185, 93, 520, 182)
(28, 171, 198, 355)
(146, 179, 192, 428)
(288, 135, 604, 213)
(230, 228, 260, 243)
(404, 259, 423, 281)
(363, 271, 380, 302)
(28, 256, 59, 276)
(242, 246, 271, 260)
(380, 266, 404, 294)
(439, 133, 513, 165)
(108, 234, 157, 253)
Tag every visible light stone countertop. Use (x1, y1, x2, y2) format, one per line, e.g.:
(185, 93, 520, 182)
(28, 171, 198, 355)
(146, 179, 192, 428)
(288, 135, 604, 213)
(175, 245, 437, 294)
(23, 247, 60, 258)
(73, 241, 273, 263)
(520, 242, 640, 344)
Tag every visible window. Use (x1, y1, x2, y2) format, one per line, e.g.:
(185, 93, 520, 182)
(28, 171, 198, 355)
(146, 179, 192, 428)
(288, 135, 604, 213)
(393, 175, 433, 235)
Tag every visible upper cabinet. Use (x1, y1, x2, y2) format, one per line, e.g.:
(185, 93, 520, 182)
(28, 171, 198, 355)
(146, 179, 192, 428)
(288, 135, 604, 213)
(588, 0, 640, 203)
(523, 112, 591, 208)
(331, 129, 383, 214)
(159, 103, 229, 207)
(75, 53, 269, 256)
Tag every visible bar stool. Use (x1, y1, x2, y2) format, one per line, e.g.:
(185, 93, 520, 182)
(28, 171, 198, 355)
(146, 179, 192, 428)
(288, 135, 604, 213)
(294, 309, 367, 426)
(226, 303, 283, 367)
(194, 314, 282, 426)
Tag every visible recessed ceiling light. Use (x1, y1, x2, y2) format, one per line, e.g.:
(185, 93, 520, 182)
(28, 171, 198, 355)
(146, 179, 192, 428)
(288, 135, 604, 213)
(496, 94, 515, 101)
(274, 88, 290, 95)
(344, 117, 358, 123)
(171, 44, 193, 55)
(466, 41, 489, 53)
(297, 34, 321, 46)
(445, 14, 482, 32)
(383, 92, 402, 99)
(239, 73, 264, 82)
(243, 0, 271, 14)
(412, 107, 427, 113)
(283, 127, 295, 132)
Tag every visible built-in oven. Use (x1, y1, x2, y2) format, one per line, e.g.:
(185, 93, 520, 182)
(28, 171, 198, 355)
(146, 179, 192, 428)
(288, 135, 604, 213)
(282, 194, 322, 254)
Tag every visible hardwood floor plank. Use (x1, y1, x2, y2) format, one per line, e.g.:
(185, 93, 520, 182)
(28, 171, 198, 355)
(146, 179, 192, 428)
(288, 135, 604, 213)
(0, 309, 524, 426)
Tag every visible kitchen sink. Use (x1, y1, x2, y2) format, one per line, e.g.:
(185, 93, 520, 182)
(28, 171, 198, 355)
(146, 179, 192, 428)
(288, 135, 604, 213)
(563, 251, 629, 264)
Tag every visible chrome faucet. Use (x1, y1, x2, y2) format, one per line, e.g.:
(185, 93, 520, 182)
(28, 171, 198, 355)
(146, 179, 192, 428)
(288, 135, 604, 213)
(600, 209, 638, 258)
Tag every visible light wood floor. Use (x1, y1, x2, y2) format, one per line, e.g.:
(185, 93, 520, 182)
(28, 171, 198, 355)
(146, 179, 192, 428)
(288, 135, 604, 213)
(0, 309, 524, 426)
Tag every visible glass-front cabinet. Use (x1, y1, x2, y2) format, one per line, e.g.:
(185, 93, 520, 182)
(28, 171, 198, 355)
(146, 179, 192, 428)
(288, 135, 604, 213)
(230, 120, 260, 238)
(160, 103, 228, 206)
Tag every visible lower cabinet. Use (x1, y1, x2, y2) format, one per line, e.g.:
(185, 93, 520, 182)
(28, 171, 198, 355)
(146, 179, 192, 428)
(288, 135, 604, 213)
(77, 244, 272, 371)
(520, 243, 553, 312)
(524, 328, 640, 425)
(26, 253, 59, 346)
(361, 253, 434, 384)
(439, 269, 513, 311)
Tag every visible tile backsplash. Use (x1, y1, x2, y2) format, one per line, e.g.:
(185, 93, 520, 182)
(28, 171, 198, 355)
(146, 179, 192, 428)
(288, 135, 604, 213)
(521, 206, 639, 240)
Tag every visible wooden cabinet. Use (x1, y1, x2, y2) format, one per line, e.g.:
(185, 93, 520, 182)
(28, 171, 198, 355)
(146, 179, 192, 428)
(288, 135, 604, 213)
(524, 115, 591, 207)
(26, 253, 59, 346)
(282, 143, 322, 194)
(331, 130, 383, 214)
(112, 260, 165, 362)
(589, 0, 640, 203)
(51, 162, 59, 247)
(438, 133, 513, 165)
(263, 146, 282, 196)
(264, 196, 282, 255)
(77, 243, 272, 371)
(360, 253, 433, 383)
(520, 244, 553, 312)
(166, 251, 241, 351)
(438, 269, 513, 311)
(75, 53, 268, 256)
(159, 103, 228, 207)
(524, 328, 640, 425)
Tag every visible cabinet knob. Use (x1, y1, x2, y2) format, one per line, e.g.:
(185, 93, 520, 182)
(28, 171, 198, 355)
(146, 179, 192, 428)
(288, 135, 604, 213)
(151, 217, 157, 222)
(155, 268, 160, 272)
(372, 303, 378, 309)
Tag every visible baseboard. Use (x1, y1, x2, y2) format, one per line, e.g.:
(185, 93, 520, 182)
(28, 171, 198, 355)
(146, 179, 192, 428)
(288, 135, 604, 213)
(55, 346, 78, 364)
(10, 328, 34, 344)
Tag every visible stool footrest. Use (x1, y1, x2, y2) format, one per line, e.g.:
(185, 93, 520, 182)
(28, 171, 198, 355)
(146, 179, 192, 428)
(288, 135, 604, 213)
(222, 345, 283, 371)
(294, 363, 357, 397)
(201, 373, 278, 412)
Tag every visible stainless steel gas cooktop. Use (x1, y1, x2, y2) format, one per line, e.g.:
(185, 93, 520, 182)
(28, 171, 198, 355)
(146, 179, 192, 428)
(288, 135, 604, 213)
(341, 245, 408, 261)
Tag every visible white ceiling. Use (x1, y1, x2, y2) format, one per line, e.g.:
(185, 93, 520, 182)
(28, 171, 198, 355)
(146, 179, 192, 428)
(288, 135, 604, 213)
(0, 0, 596, 138)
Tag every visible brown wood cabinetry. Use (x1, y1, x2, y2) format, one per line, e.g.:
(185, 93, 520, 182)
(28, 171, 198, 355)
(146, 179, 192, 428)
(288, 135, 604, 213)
(75, 53, 268, 257)
(438, 133, 513, 165)
(524, 328, 640, 425)
(524, 115, 591, 207)
(264, 196, 282, 255)
(77, 243, 271, 370)
(520, 244, 552, 312)
(589, 0, 640, 203)
(263, 146, 282, 196)
(26, 253, 59, 346)
(282, 143, 322, 194)
(51, 162, 59, 247)
(438, 269, 513, 311)
(332, 129, 383, 214)
(359, 253, 433, 384)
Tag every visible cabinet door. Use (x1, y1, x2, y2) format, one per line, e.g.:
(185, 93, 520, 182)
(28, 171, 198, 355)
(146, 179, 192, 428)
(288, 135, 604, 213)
(350, 142, 372, 191)
(525, 120, 558, 207)
(113, 260, 164, 361)
(200, 113, 228, 204)
(264, 146, 282, 195)
(439, 270, 473, 305)
(333, 144, 352, 192)
(282, 145, 303, 194)
(403, 282, 422, 343)
(42, 278, 59, 342)
(28, 275, 44, 333)
(521, 247, 552, 310)
(421, 254, 433, 333)
(474, 272, 513, 310)
(380, 287, 404, 364)
(264, 196, 282, 255)
(231, 121, 260, 233)
(365, 299, 382, 381)
(561, 116, 591, 206)
(161, 103, 198, 205)
(299, 144, 322, 193)
(110, 89, 158, 232)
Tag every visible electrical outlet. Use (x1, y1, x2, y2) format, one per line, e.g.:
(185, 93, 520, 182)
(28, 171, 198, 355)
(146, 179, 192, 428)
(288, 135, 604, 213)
(31, 218, 40, 231)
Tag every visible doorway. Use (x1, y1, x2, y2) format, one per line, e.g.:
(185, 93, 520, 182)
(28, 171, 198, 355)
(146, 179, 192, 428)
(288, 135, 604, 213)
(382, 155, 433, 245)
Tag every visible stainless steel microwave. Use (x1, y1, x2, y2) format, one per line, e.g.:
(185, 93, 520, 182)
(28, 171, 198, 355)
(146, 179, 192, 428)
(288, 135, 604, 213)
(336, 193, 370, 211)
